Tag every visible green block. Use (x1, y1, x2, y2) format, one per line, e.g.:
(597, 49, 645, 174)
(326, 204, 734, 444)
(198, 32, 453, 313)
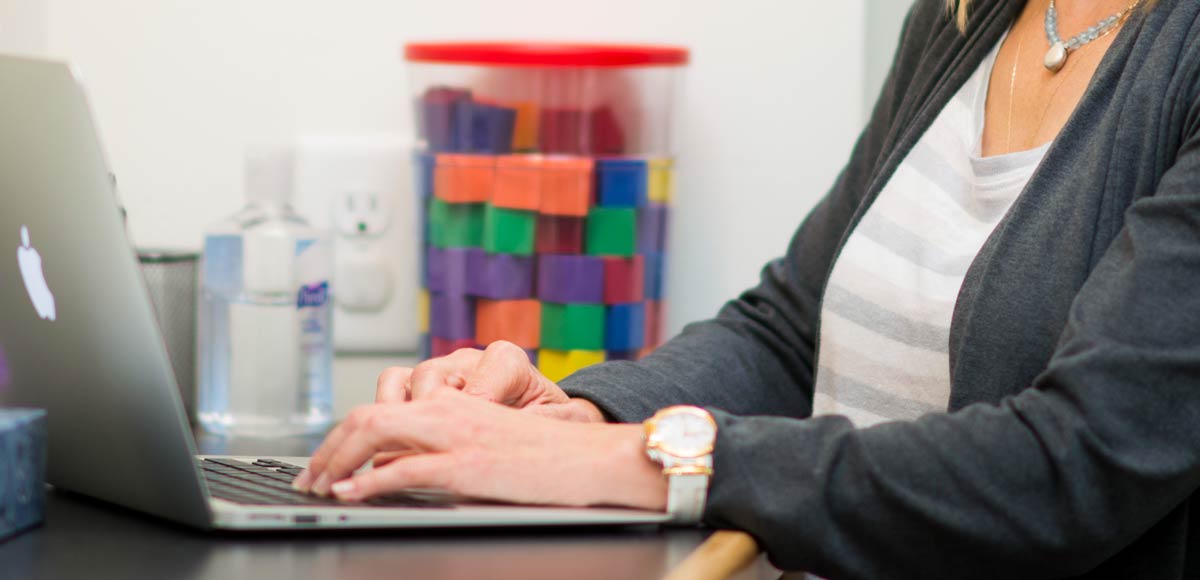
(483, 204, 536, 255)
(540, 303, 605, 350)
(429, 199, 484, 248)
(585, 207, 637, 257)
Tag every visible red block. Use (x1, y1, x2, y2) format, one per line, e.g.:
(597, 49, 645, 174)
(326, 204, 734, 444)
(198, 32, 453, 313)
(644, 300, 665, 349)
(602, 256, 645, 304)
(431, 337, 478, 358)
(536, 215, 584, 254)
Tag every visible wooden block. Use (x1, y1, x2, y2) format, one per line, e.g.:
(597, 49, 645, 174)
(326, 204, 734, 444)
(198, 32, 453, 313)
(483, 204, 536, 255)
(537, 254, 604, 303)
(536, 215, 584, 254)
(419, 87, 471, 153)
(418, 333, 432, 361)
(643, 252, 666, 299)
(539, 156, 593, 217)
(586, 207, 637, 256)
(428, 199, 484, 248)
(426, 246, 476, 296)
(606, 302, 646, 351)
(596, 158, 647, 208)
(413, 152, 436, 198)
(476, 299, 541, 349)
(645, 300, 665, 348)
(430, 293, 476, 340)
(647, 157, 675, 204)
(539, 108, 587, 154)
(637, 204, 669, 253)
(589, 106, 626, 155)
(537, 348, 606, 382)
(493, 155, 541, 211)
(540, 302, 606, 351)
(456, 100, 516, 154)
(602, 256, 645, 304)
(466, 251, 535, 299)
(511, 102, 540, 152)
(417, 289, 430, 333)
(431, 337, 478, 358)
(434, 154, 495, 203)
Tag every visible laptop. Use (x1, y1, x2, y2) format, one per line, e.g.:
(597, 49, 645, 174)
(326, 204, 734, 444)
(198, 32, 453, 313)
(0, 54, 669, 530)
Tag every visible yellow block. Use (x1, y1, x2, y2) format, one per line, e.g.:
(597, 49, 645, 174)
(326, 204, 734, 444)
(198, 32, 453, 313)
(417, 289, 430, 334)
(511, 101, 540, 152)
(537, 349, 606, 382)
(648, 157, 675, 204)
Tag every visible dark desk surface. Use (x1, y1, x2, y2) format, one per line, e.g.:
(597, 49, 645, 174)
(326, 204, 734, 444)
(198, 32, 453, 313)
(0, 431, 778, 580)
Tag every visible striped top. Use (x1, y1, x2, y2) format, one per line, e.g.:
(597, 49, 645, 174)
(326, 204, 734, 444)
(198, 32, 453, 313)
(811, 37, 1049, 428)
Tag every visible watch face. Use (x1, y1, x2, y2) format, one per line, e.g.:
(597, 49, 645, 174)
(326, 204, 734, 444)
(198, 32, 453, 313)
(652, 408, 716, 458)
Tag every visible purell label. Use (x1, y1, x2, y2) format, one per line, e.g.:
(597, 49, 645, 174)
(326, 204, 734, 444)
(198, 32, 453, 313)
(297, 281, 330, 309)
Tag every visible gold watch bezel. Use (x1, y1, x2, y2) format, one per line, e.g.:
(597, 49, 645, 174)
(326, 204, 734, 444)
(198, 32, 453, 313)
(643, 405, 717, 459)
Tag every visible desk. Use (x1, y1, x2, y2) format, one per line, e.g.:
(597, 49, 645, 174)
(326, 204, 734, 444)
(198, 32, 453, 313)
(1, 427, 779, 580)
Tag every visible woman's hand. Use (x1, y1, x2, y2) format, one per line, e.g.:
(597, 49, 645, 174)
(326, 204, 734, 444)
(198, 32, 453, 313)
(374, 341, 606, 423)
(291, 388, 666, 509)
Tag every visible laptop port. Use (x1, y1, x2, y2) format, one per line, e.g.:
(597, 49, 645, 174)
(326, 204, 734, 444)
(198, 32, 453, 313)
(292, 515, 319, 524)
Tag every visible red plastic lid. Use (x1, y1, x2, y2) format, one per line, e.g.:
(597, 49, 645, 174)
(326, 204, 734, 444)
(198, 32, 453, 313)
(404, 42, 689, 68)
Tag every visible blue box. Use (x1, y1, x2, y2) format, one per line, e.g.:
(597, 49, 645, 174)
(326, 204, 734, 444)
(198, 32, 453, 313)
(596, 159, 648, 208)
(643, 252, 666, 300)
(606, 302, 647, 351)
(0, 408, 46, 542)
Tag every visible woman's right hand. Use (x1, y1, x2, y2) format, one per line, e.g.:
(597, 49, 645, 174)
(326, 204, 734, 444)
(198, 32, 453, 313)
(375, 341, 607, 424)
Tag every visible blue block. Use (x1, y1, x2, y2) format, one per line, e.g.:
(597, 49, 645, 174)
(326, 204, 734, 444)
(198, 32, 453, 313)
(0, 408, 47, 542)
(457, 101, 517, 154)
(414, 152, 436, 198)
(606, 303, 646, 351)
(643, 252, 666, 299)
(596, 158, 648, 208)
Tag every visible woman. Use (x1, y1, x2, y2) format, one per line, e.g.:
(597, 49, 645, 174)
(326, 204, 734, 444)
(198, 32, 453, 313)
(294, 0, 1200, 577)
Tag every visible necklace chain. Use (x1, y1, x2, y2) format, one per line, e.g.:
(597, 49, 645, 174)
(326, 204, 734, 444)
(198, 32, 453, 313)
(1043, 0, 1141, 73)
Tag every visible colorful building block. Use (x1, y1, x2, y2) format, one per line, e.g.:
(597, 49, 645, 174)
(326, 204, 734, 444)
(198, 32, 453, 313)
(536, 215, 584, 254)
(541, 302, 606, 351)
(432, 337, 478, 358)
(606, 350, 642, 361)
(596, 158, 647, 208)
(589, 106, 626, 155)
(537, 254, 605, 303)
(420, 87, 471, 152)
(647, 158, 675, 203)
(430, 293, 476, 341)
(466, 251, 535, 299)
(586, 207, 637, 256)
(434, 154, 495, 203)
(426, 247, 476, 296)
(413, 152, 436, 198)
(645, 300, 665, 348)
(418, 333, 432, 360)
(637, 203, 669, 253)
(606, 302, 646, 351)
(511, 102, 540, 152)
(602, 256, 645, 304)
(417, 289, 430, 333)
(456, 100, 516, 154)
(428, 199, 484, 248)
(537, 348, 607, 382)
(493, 155, 542, 211)
(643, 252, 666, 299)
(476, 299, 541, 349)
(483, 204, 536, 255)
(539, 156, 593, 217)
(539, 108, 587, 154)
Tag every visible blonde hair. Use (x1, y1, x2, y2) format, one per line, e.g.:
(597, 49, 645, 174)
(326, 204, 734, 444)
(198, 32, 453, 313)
(947, 0, 1157, 33)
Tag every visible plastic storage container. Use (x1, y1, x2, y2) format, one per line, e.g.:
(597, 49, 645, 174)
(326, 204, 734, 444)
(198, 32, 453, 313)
(405, 42, 687, 382)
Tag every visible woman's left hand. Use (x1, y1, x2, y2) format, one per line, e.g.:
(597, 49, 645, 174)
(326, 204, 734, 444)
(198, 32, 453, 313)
(291, 388, 667, 510)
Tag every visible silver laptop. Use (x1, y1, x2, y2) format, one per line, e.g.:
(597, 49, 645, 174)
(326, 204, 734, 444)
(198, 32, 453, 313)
(0, 54, 669, 530)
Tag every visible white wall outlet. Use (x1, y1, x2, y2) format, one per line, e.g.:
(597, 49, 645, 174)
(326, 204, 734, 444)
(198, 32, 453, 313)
(293, 136, 418, 353)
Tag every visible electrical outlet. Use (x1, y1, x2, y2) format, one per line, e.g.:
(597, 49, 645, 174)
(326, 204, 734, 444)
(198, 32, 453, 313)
(293, 136, 418, 353)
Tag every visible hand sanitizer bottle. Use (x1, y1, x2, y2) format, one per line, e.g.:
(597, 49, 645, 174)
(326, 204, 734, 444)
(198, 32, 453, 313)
(198, 146, 334, 437)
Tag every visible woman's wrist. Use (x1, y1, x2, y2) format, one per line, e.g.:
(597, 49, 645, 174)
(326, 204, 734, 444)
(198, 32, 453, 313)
(591, 423, 667, 511)
(564, 397, 608, 423)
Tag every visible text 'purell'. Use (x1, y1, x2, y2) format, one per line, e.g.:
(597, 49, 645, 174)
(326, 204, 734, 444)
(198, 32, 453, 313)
(297, 281, 329, 309)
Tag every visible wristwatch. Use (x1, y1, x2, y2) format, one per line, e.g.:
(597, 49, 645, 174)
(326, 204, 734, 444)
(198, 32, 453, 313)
(643, 405, 717, 524)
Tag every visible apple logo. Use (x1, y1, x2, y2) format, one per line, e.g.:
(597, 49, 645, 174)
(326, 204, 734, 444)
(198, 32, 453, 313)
(17, 226, 56, 321)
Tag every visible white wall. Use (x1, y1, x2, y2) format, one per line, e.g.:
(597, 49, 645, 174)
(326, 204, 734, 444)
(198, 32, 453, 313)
(12, 0, 867, 339)
(864, 0, 912, 114)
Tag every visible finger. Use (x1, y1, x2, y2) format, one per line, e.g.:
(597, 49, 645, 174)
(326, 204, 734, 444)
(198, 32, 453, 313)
(463, 341, 540, 406)
(330, 453, 453, 502)
(294, 407, 365, 492)
(408, 348, 483, 400)
(376, 366, 414, 403)
(370, 449, 420, 468)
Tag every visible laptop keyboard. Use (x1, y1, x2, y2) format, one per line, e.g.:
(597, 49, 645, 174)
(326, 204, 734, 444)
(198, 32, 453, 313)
(198, 458, 451, 508)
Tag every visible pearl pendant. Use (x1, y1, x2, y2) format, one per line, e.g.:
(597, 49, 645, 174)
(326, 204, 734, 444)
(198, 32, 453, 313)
(1044, 41, 1067, 73)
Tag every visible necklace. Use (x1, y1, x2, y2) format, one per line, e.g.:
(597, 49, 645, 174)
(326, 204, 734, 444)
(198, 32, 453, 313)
(1043, 0, 1141, 73)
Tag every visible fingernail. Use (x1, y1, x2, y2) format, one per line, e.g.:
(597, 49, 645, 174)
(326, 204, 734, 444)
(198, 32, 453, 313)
(312, 472, 332, 497)
(331, 480, 357, 498)
(292, 469, 313, 491)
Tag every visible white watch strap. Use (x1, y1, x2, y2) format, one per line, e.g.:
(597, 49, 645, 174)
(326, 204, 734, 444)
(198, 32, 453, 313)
(667, 473, 709, 524)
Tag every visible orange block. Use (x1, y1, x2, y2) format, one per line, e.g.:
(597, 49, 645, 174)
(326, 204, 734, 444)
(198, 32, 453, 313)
(493, 155, 541, 211)
(475, 299, 541, 349)
(435, 154, 495, 203)
(511, 102, 540, 152)
(539, 156, 593, 217)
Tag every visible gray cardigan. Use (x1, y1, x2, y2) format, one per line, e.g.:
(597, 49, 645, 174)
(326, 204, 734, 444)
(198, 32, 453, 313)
(559, 0, 1200, 577)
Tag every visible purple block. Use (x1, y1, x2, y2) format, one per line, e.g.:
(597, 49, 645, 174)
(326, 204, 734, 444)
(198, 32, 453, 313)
(420, 87, 471, 152)
(426, 247, 478, 296)
(466, 252, 535, 299)
(537, 254, 605, 303)
(607, 350, 641, 362)
(456, 101, 517, 154)
(430, 293, 475, 340)
(637, 204, 669, 253)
